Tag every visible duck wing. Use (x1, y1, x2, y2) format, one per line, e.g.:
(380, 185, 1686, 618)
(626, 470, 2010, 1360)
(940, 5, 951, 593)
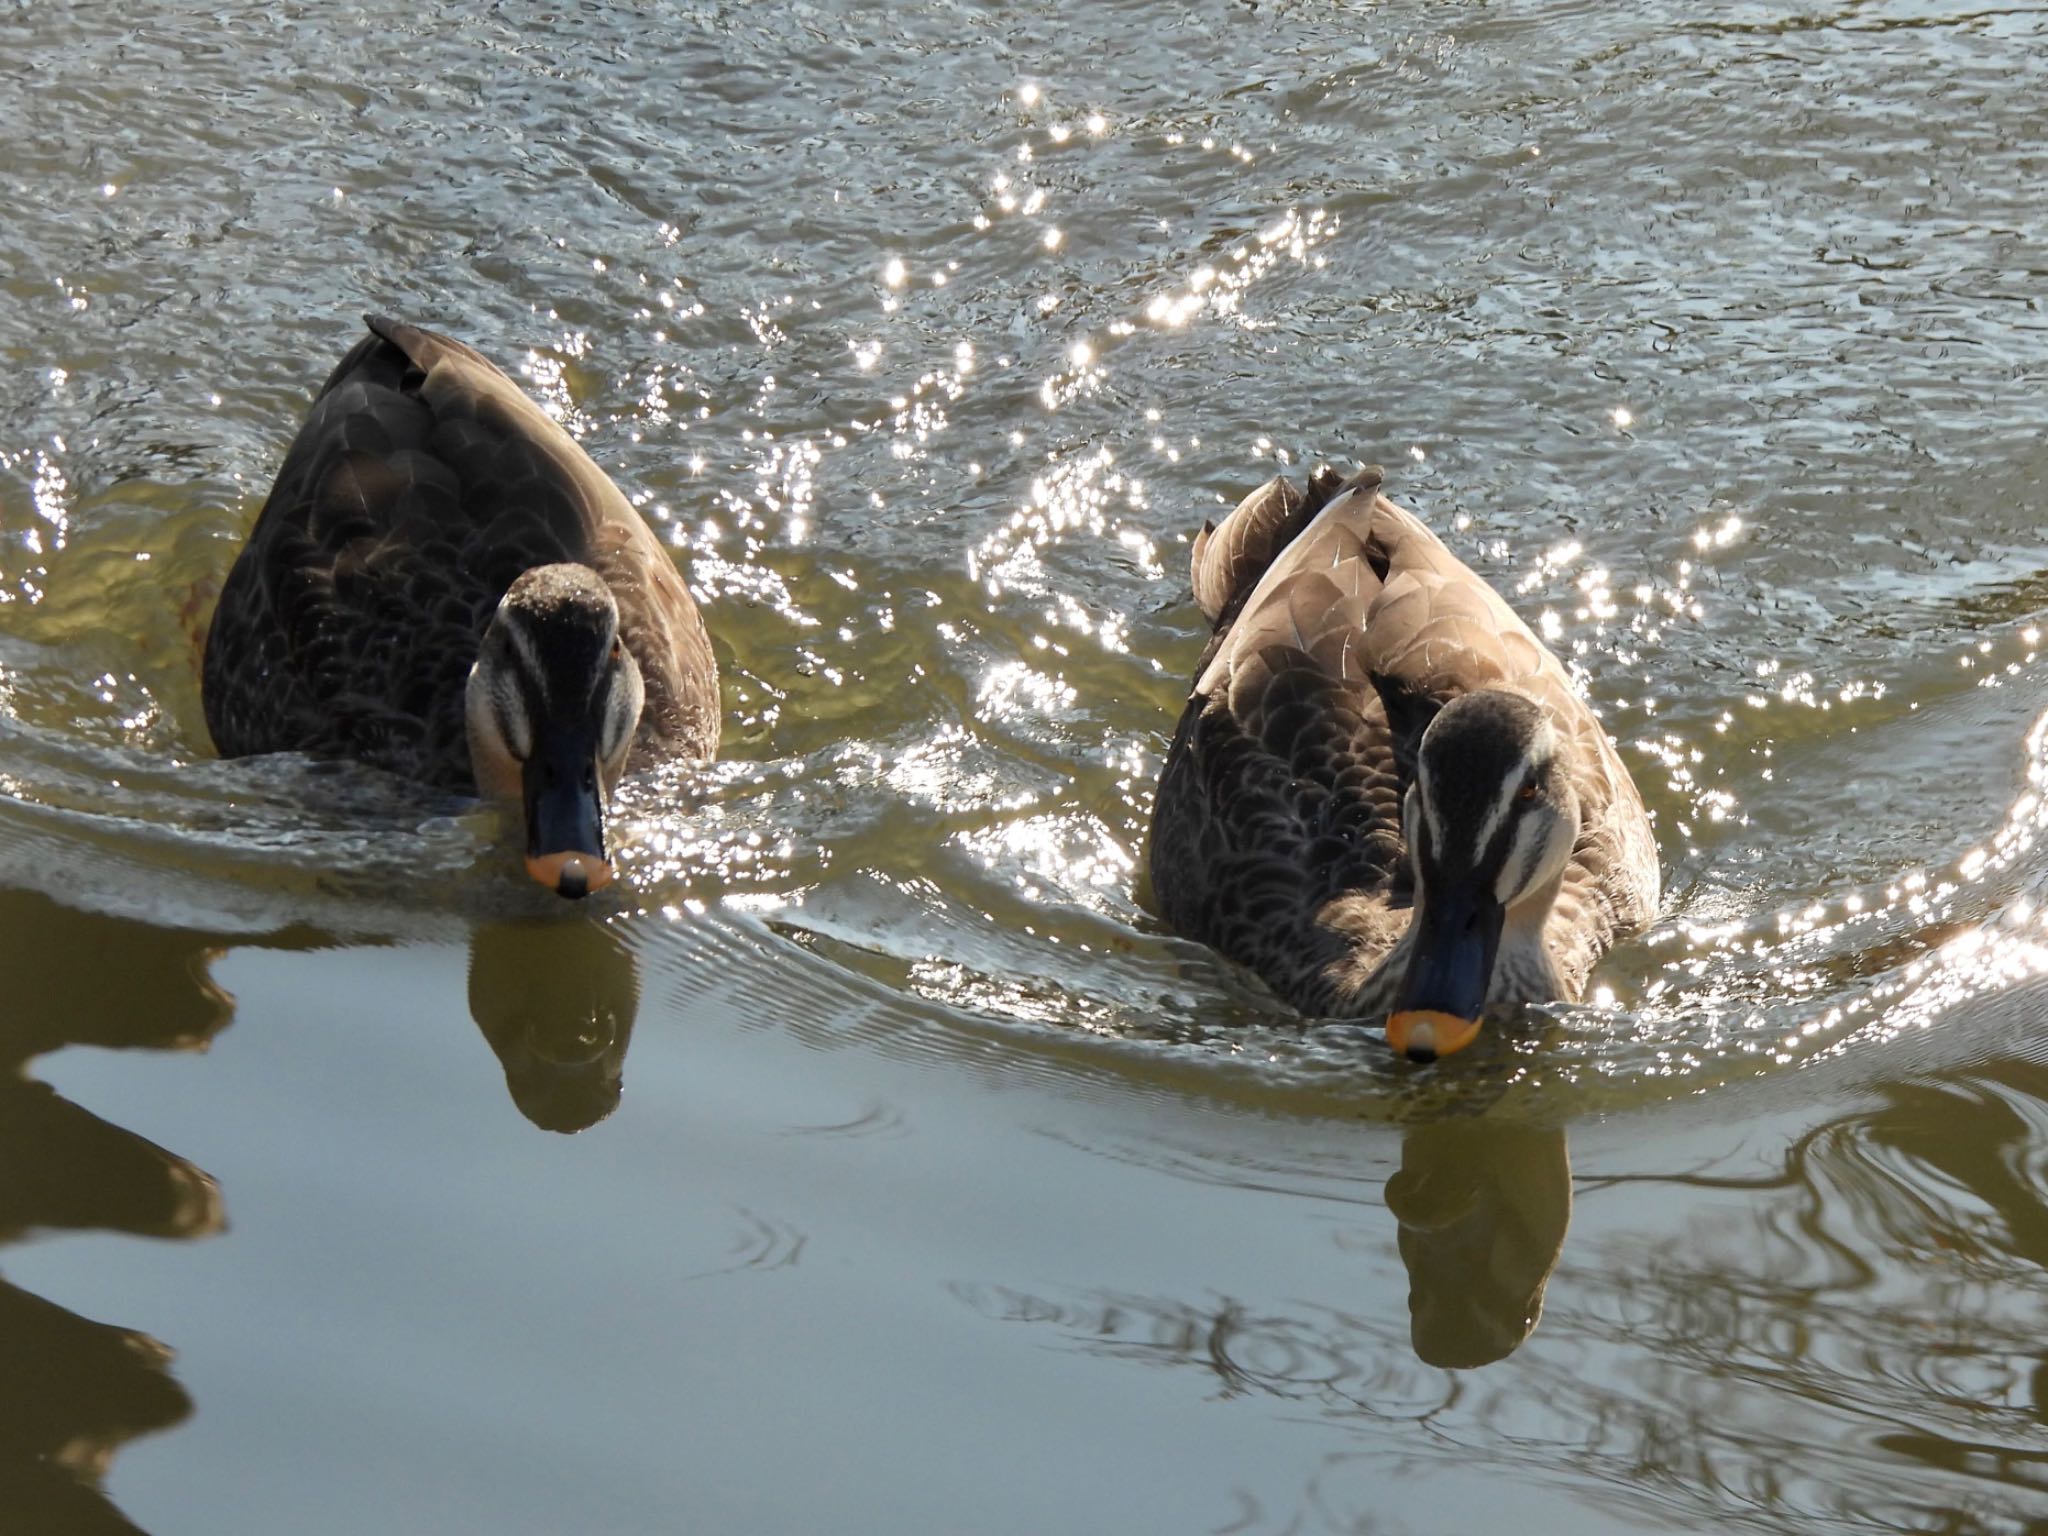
(1151, 467, 1409, 1014)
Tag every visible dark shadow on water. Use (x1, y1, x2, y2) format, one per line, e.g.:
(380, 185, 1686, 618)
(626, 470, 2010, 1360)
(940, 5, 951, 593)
(467, 917, 639, 1134)
(1386, 1117, 1572, 1370)
(0, 889, 248, 1535)
(0, 889, 638, 1529)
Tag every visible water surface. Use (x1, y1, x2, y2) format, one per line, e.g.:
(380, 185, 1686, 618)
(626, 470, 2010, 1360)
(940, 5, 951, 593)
(3, 1, 2047, 1530)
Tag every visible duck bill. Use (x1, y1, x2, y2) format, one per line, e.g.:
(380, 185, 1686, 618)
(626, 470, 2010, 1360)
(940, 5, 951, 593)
(522, 740, 613, 900)
(1386, 886, 1504, 1064)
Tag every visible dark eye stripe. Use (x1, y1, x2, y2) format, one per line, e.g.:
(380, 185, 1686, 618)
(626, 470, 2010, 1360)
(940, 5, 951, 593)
(1515, 830, 1544, 897)
(602, 688, 632, 757)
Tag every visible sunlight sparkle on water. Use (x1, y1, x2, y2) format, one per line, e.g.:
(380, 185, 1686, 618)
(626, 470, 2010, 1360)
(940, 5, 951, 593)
(30, 451, 69, 548)
(1135, 211, 1331, 334)
(1692, 515, 1744, 551)
(518, 346, 591, 436)
(956, 813, 1134, 903)
(977, 661, 1077, 725)
(1632, 640, 2048, 1074)
(879, 725, 1013, 809)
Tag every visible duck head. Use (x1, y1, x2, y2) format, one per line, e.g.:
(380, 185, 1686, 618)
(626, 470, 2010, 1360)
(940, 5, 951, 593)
(1387, 688, 1579, 1063)
(465, 564, 645, 898)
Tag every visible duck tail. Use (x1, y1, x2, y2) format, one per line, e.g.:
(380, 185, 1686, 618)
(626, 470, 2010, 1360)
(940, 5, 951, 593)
(1190, 463, 1379, 629)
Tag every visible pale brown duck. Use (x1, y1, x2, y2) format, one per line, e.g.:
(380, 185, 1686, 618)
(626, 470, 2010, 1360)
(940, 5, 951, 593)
(1148, 464, 1658, 1061)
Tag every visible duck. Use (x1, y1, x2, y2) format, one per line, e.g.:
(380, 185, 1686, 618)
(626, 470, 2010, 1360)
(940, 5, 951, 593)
(202, 315, 719, 898)
(1147, 464, 1658, 1062)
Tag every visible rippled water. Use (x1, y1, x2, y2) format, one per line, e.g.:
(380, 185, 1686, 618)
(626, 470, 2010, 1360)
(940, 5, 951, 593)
(4, 2, 2048, 1531)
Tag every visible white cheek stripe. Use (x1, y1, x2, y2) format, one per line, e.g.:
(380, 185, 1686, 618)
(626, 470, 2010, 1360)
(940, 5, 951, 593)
(1493, 814, 1543, 906)
(500, 613, 547, 704)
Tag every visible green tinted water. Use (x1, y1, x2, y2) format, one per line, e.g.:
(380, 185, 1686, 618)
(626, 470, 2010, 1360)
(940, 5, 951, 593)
(3, 2, 2047, 1530)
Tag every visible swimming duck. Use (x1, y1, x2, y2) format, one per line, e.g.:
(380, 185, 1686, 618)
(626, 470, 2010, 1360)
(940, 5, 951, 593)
(202, 316, 718, 897)
(1148, 465, 1658, 1061)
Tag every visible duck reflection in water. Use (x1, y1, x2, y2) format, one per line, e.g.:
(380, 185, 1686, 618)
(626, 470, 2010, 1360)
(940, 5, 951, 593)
(468, 918, 640, 1133)
(1385, 1116, 1572, 1369)
(0, 889, 243, 1535)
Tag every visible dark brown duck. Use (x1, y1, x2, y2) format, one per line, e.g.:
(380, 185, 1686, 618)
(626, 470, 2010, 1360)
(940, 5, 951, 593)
(202, 316, 719, 898)
(1148, 465, 1658, 1061)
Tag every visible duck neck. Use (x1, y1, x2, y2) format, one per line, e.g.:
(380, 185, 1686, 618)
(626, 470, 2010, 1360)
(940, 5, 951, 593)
(1492, 871, 1566, 1004)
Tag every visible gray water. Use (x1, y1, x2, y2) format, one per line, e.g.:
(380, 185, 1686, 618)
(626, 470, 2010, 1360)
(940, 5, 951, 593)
(2, 2, 2047, 1531)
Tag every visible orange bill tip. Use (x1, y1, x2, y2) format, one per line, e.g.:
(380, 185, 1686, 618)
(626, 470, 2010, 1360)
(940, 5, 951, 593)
(524, 851, 615, 899)
(1386, 1009, 1483, 1063)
